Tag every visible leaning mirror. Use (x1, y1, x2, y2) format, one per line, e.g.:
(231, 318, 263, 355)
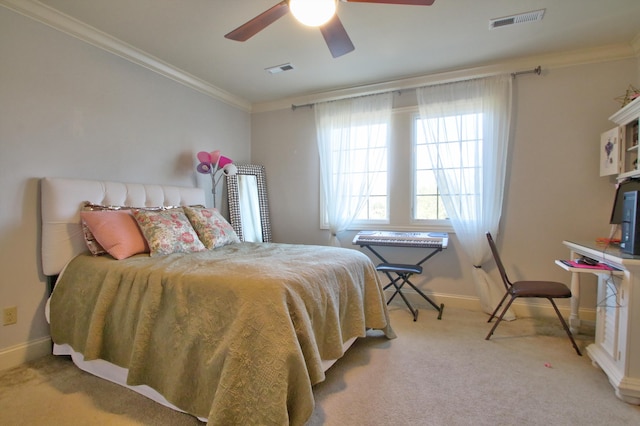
(226, 164, 272, 242)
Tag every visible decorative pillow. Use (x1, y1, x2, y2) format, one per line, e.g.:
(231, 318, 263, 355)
(132, 209, 206, 256)
(81, 219, 107, 256)
(80, 202, 204, 255)
(80, 203, 157, 255)
(183, 206, 240, 249)
(81, 203, 124, 255)
(79, 210, 149, 260)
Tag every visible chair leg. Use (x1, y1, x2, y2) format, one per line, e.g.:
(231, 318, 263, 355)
(488, 291, 510, 323)
(403, 278, 444, 319)
(549, 299, 582, 356)
(485, 296, 516, 340)
(395, 287, 419, 321)
(384, 272, 418, 321)
(383, 272, 403, 304)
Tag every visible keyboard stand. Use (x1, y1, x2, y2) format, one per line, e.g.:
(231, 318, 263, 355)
(360, 244, 445, 321)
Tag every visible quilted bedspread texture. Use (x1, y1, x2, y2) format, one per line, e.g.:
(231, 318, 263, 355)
(49, 242, 395, 425)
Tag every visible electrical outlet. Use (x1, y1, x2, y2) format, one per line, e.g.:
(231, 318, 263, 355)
(3, 306, 17, 326)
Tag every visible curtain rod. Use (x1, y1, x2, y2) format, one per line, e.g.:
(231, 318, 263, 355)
(291, 103, 313, 111)
(291, 65, 542, 110)
(511, 65, 542, 78)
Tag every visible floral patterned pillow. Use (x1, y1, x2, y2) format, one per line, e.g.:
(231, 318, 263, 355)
(132, 208, 206, 256)
(183, 206, 240, 249)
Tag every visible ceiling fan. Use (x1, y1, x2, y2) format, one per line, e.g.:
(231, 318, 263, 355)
(224, 0, 436, 58)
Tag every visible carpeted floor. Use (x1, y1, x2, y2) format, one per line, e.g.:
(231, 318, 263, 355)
(1, 307, 639, 425)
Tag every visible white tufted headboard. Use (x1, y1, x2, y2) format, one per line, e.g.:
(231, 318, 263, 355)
(41, 177, 206, 276)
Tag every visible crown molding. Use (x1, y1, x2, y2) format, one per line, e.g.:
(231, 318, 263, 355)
(0, 0, 252, 112)
(252, 43, 637, 113)
(3, 1, 637, 115)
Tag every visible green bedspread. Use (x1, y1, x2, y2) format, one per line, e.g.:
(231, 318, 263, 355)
(49, 242, 395, 425)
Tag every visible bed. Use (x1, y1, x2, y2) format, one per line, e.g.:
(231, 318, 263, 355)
(41, 177, 395, 425)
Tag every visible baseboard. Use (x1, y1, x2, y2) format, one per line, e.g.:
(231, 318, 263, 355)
(0, 336, 52, 372)
(390, 289, 597, 323)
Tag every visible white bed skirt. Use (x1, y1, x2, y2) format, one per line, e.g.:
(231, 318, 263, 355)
(53, 343, 208, 422)
(52, 336, 357, 422)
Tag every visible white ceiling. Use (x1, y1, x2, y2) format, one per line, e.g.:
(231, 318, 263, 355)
(12, 0, 640, 107)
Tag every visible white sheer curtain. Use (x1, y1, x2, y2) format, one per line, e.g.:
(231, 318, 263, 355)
(416, 75, 514, 318)
(315, 93, 392, 246)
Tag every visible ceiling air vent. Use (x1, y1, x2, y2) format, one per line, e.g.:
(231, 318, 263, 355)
(489, 9, 545, 29)
(265, 63, 295, 74)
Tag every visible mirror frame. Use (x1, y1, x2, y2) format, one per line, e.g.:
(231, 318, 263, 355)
(226, 164, 272, 243)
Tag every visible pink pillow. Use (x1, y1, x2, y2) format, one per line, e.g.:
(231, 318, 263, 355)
(80, 210, 149, 259)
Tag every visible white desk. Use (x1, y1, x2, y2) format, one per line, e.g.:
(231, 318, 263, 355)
(559, 240, 640, 405)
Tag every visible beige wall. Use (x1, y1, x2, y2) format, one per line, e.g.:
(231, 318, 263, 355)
(252, 58, 639, 314)
(0, 8, 251, 368)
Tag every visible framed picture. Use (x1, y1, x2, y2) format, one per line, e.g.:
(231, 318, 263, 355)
(600, 127, 619, 176)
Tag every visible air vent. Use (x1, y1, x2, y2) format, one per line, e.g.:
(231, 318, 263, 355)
(265, 63, 295, 74)
(489, 9, 545, 29)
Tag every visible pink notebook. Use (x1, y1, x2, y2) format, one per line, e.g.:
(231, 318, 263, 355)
(560, 259, 616, 271)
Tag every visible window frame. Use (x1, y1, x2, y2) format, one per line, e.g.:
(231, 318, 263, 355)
(411, 111, 456, 230)
(319, 121, 391, 229)
(320, 107, 456, 233)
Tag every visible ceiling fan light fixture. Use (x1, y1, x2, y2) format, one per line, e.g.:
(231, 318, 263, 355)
(289, 0, 337, 27)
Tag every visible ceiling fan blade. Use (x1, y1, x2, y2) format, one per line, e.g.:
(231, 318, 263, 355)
(225, 1, 289, 42)
(319, 14, 355, 58)
(342, 0, 435, 5)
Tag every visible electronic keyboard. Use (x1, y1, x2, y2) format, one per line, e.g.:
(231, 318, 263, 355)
(352, 231, 448, 249)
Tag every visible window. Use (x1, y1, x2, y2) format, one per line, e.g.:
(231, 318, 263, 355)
(318, 76, 509, 236)
(321, 107, 481, 230)
(351, 123, 388, 221)
(321, 108, 473, 230)
(324, 122, 389, 224)
(316, 92, 393, 236)
(413, 111, 483, 222)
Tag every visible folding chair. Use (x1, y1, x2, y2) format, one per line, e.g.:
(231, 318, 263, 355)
(485, 232, 582, 356)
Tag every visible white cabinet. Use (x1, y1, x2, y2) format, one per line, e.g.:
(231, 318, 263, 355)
(610, 98, 640, 179)
(563, 240, 640, 405)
